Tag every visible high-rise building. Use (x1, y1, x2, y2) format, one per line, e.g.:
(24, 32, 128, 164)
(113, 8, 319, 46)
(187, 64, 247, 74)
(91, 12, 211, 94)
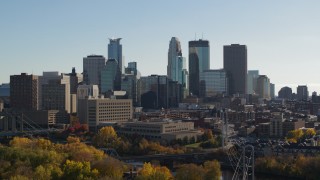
(188, 39, 210, 96)
(42, 75, 71, 113)
(278, 87, 292, 99)
(199, 69, 228, 97)
(297, 85, 309, 101)
(122, 62, 141, 106)
(65, 67, 83, 94)
(77, 84, 99, 123)
(270, 83, 275, 99)
(138, 75, 181, 109)
(38, 72, 61, 110)
(108, 38, 123, 73)
(167, 37, 182, 81)
(247, 70, 259, 94)
(257, 75, 270, 99)
(10, 73, 38, 111)
(83, 55, 106, 89)
(224, 44, 247, 95)
(100, 59, 121, 93)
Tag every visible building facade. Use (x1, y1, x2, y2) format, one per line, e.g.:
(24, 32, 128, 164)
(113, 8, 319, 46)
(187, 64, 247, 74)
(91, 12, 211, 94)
(108, 38, 123, 73)
(83, 97, 133, 131)
(257, 75, 270, 99)
(189, 39, 210, 96)
(199, 69, 228, 97)
(223, 44, 247, 95)
(100, 59, 121, 93)
(42, 75, 71, 113)
(278, 86, 292, 99)
(10, 73, 38, 111)
(297, 85, 309, 101)
(83, 55, 106, 88)
(247, 70, 259, 94)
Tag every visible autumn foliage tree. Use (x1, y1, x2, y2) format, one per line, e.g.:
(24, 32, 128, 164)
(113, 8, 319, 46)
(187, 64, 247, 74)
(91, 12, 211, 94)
(135, 162, 173, 180)
(175, 160, 221, 180)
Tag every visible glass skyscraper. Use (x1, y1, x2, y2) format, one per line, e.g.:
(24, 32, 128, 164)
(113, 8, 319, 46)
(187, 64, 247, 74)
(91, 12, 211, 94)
(200, 69, 228, 97)
(100, 59, 121, 93)
(108, 38, 123, 74)
(188, 39, 210, 96)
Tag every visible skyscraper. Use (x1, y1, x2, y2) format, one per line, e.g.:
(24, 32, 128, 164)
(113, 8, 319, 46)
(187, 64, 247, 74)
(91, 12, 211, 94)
(257, 75, 270, 99)
(200, 69, 228, 97)
(108, 38, 123, 73)
(224, 44, 247, 96)
(10, 73, 38, 111)
(100, 59, 121, 93)
(278, 86, 292, 99)
(83, 55, 106, 89)
(247, 70, 259, 94)
(42, 75, 71, 113)
(270, 83, 275, 99)
(188, 39, 210, 96)
(297, 85, 309, 101)
(167, 37, 182, 81)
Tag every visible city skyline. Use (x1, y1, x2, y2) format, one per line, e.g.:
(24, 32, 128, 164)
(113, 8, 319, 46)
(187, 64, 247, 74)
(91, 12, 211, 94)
(1, 1, 320, 93)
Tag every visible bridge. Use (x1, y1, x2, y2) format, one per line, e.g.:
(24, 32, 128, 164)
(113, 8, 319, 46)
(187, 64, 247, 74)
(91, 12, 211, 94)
(0, 111, 56, 138)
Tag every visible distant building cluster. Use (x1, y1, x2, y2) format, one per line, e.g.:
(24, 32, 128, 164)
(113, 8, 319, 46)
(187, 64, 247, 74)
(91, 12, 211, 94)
(0, 36, 318, 141)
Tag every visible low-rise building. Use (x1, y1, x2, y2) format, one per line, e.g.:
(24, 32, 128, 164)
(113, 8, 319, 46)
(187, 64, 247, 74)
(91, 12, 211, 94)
(118, 119, 202, 142)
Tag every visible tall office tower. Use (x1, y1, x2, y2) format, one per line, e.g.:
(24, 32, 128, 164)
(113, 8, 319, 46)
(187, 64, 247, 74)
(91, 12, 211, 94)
(108, 38, 123, 73)
(247, 70, 259, 94)
(122, 62, 141, 105)
(65, 67, 83, 94)
(126, 62, 138, 75)
(297, 85, 309, 101)
(278, 86, 292, 99)
(38, 72, 61, 110)
(77, 84, 99, 123)
(270, 83, 275, 99)
(256, 75, 270, 99)
(10, 73, 38, 111)
(138, 75, 170, 109)
(224, 44, 247, 95)
(42, 75, 71, 113)
(83, 55, 106, 89)
(188, 39, 210, 96)
(101, 59, 121, 93)
(167, 37, 182, 81)
(311, 91, 317, 103)
(200, 69, 228, 97)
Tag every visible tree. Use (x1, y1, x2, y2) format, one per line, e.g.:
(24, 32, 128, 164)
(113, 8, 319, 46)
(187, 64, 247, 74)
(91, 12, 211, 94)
(202, 129, 214, 141)
(175, 164, 205, 180)
(92, 157, 127, 179)
(136, 162, 173, 180)
(203, 160, 221, 180)
(94, 126, 120, 148)
(62, 160, 99, 180)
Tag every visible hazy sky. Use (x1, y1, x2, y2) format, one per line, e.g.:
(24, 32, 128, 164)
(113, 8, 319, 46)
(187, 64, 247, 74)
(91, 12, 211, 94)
(1, 1, 320, 93)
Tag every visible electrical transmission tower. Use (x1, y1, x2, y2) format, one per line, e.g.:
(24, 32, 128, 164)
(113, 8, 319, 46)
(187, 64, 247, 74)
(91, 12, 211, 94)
(227, 144, 255, 180)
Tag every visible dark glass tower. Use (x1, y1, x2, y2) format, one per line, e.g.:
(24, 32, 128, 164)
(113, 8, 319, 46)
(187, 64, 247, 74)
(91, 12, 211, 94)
(223, 44, 247, 95)
(188, 39, 210, 96)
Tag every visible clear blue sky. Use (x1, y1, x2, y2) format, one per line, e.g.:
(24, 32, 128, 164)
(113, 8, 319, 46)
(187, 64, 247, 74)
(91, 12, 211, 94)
(1, 1, 320, 93)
